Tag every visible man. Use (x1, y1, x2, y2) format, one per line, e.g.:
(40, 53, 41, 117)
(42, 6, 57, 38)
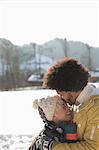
(42, 57, 99, 150)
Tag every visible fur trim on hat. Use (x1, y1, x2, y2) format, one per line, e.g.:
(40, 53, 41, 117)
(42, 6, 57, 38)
(33, 99, 39, 109)
(33, 95, 60, 121)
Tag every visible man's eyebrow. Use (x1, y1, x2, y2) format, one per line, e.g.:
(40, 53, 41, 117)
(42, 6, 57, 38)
(61, 98, 67, 103)
(56, 90, 60, 94)
(61, 98, 72, 106)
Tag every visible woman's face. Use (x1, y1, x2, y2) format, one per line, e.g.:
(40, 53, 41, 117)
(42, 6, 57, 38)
(53, 99, 73, 123)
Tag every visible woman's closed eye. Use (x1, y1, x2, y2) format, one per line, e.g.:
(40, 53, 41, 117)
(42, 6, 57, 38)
(61, 102, 67, 108)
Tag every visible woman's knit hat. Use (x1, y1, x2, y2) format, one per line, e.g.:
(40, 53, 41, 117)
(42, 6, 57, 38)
(33, 95, 60, 121)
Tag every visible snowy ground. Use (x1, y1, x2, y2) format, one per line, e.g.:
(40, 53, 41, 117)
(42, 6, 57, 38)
(0, 89, 57, 150)
(0, 83, 99, 150)
(0, 134, 34, 150)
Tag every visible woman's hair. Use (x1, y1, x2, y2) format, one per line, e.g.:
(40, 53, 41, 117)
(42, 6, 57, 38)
(38, 107, 56, 127)
(38, 107, 48, 125)
(43, 57, 90, 92)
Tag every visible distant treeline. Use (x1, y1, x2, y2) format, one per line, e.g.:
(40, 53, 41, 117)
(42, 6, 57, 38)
(0, 39, 38, 90)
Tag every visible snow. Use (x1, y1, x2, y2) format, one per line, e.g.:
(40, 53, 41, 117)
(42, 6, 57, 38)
(90, 71, 99, 77)
(28, 74, 43, 82)
(0, 89, 57, 135)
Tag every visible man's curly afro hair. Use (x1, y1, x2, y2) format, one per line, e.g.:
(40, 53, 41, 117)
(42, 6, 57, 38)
(43, 57, 90, 92)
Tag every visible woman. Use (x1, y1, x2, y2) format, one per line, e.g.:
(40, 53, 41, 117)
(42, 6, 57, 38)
(29, 95, 78, 150)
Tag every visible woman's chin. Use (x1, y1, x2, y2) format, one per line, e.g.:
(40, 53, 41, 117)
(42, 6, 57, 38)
(65, 116, 72, 122)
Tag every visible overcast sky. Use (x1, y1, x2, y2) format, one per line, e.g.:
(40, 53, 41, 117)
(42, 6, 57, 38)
(0, 0, 99, 47)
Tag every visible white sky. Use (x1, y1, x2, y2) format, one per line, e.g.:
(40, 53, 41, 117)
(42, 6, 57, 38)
(0, 0, 99, 46)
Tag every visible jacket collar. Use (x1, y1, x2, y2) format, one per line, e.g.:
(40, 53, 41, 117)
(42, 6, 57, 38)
(76, 83, 95, 105)
(73, 84, 96, 112)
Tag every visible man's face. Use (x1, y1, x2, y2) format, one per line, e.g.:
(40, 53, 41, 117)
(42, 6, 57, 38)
(56, 91, 80, 106)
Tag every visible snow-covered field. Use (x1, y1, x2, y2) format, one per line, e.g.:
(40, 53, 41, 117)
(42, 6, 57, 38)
(0, 134, 34, 150)
(0, 89, 57, 150)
